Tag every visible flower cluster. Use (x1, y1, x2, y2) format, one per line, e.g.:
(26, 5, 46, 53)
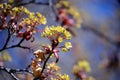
(56, 0, 82, 28)
(72, 60, 94, 80)
(73, 60, 91, 74)
(47, 62, 60, 71)
(0, 50, 12, 66)
(17, 10, 46, 40)
(0, 2, 73, 80)
(30, 25, 72, 79)
(42, 26, 71, 40)
(57, 74, 70, 80)
(50, 73, 70, 80)
(47, 62, 70, 80)
(41, 26, 72, 52)
(0, 3, 46, 41)
(30, 49, 70, 79)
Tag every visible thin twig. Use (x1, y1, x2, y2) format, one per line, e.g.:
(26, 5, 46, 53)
(6, 38, 30, 50)
(33, 52, 53, 80)
(39, 0, 57, 76)
(14, 0, 49, 7)
(6, 45, 30, 50)
(0, 38, 30, 52)
(14, 0, 61, 7)
(41, 53, 52, 74)
(49, 0, 59, 19)
(11, 69, 33, 74)
(0, 66, 33, 80)
(39, 39, 59, 79)
(0, 28, 11, 51)
(0, 66, 19, 80)
(18, 38, 25, 45)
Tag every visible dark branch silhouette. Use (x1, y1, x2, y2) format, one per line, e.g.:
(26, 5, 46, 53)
(13, 0, 61, 7)
(0, 35, 31, 52)
(0, 66, 33, 80)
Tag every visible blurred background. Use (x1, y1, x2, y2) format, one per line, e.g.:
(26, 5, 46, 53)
(0, 0, 120, 80)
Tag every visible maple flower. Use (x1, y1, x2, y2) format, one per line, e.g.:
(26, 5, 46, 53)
(29, 12, 35, 19)
(39, 16, 47, 24)
(12, 7, 19, 12)
(47, 62, 60, 71)
(65, 42, 72, 49)
(55, 0, 82, 28)
(72, 65, 80, 74)
(58, 37, 63, 43)
(23, 8, 30, 14)
(62, 48, 67, 52)
(58, 74, 70, 80)
(8, 0, 14, 4)
(78, 60, 91, 72)
(41, 26, 72, 53)
(41, 26, 71, 40)
(36, 12, 42, 17)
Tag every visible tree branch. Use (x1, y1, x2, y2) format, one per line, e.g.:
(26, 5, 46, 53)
(37, 1, 59, 77)
(49, 0, 59, 18)
(41, 53, 52, 74)
(39, 40, 58, 78)
(14, 0, 49, 7)
(0, 66, 19, 80)
(6, 38, 30, 50)
(18, 38, 25, 45)
(6, 45, 30, 50)
(1, 28, 11, 51)
(33, 39, 59, 79)
(0, 38, 31, 52)
(0, 66, 33, 80)
(14, 0, 61, 7)
(33, 52, 53, 80)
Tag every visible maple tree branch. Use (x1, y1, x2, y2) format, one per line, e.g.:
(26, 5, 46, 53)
(0, 28, 11, 52)
(0, 66, 33, 80)
(0, 38, 31, 52)
(41, 53, 52, 74)
(14, 0, 49, 7)
(2, 29, 11, 49)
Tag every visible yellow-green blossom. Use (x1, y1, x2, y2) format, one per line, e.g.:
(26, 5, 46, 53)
(58, 74, 70, 80)
(62, 48, 67, 52)
(72, 65, 80, 74)
(65, 42, 72, 49)
(0, 4, 3, 8)
(41, 26, 71, 40)
(29, 12, 35, 19)
(78, 60, 91, 72)
(36, 12, 42, 17)
(58, 37, 63, 43)
(88, 76, 95, 80)
(12, 7, 19, 12)
(0, 3, 11, 9)
(23, 8, 30, 14)
(8, 0, 14, 4)
(39, 16, 47, 24)
(47, 62, 60, 71)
